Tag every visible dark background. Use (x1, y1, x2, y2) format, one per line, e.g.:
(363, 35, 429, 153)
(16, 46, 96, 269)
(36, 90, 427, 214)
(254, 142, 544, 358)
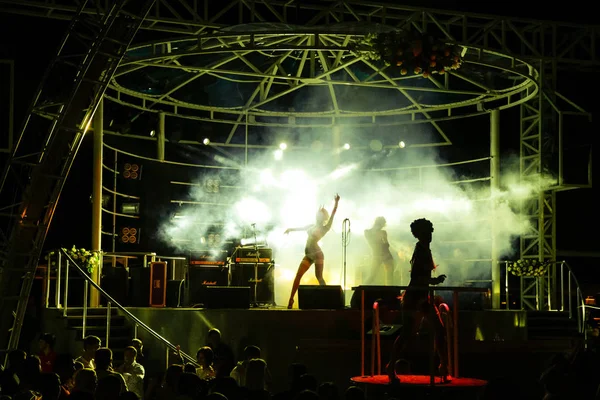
(0, 3, 597, 284)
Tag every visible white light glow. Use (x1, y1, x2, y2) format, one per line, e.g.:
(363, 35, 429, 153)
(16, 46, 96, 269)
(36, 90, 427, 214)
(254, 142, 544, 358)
(235, 197, 271, 224)
(279, 143, 288, 150)
(344, 143, 351, 150)
(150, 130, 156, 137)
(203, 138, 210, 145)
(399, 141, 406, 148)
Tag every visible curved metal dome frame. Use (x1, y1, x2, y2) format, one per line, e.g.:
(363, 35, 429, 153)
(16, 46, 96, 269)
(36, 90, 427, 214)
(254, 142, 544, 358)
(104, 27, 538, 147)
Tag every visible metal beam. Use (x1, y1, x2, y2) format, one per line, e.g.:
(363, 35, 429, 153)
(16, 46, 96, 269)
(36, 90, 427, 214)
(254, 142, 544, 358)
(3, 0, 600, 67)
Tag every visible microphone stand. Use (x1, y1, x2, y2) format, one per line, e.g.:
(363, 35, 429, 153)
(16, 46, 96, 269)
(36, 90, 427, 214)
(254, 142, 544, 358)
(251, 223, 259, 307)
(341, 218, 351, 292)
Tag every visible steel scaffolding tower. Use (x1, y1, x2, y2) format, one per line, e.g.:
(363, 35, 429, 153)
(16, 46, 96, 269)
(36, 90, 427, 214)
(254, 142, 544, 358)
(0, 0, 155, 353)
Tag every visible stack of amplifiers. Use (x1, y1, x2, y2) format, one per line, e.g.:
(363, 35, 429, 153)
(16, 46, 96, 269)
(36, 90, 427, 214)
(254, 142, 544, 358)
(187, 250, 229, 306)
(231, 247, 275, 305)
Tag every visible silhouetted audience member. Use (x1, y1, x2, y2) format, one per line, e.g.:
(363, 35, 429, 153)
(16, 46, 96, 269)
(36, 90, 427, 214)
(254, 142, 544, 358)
(152, 364, 183, 400)
(131, 339, 146, 366)
(272, 363, 308, 400)
(206, 393, 228, 400)
(38, 333, 57, 373)
(206, 328, 235, 378)
(53, 353, 77, 397)
(116, 346, 145, 400)
(177, 372, 205, 399)
(344, 386, 365, 400)
(0, 349, 27, 397)
(75, 336, 101, 369)
(298, 374, 318, 393)
(317, 382, 339, 400)
(19, 355, 42, 393)
(246, 359, 268, 391)
(72, 368, 97, 395)
(231, 345, 261, 387)
(183, 363, 196, 374)
(196, 346, 216, 381)
(38, 372, 61, 400)
(119, 392, 140, 400)
(96, 374, 124, 400)
(95, 348, 128, 394)
(296, 390, 319, 400)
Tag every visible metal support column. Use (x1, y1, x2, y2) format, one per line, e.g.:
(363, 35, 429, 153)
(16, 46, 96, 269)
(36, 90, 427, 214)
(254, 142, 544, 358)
(91, 98, 103, 308)
(157, 112, 165, 161)
(490, 109, 501, 309)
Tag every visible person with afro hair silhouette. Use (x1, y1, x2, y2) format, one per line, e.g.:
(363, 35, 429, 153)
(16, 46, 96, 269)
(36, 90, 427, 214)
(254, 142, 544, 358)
(387, 218, 451, 384)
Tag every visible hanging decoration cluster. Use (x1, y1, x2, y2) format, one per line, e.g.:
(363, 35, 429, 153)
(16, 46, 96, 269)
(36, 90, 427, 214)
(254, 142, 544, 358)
(46, 247, 101, 274)
(508, 259, 549, 277)
(355, 31, 464, 77)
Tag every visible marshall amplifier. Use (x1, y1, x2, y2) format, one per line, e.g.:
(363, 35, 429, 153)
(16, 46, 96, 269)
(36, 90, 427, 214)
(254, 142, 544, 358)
(190, 250, 229, 266)
(186, 266, 229, 306)
(231, 263, 275, 305)
(234, 247, 273, 264)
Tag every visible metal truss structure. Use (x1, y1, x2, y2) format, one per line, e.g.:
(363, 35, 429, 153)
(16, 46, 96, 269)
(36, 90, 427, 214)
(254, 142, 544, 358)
(0, 0, 156, 353)
(0, 0, 594, 344)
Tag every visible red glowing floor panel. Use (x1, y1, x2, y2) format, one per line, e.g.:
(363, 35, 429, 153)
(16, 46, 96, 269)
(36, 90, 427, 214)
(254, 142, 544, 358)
(351, 375, 487, 387)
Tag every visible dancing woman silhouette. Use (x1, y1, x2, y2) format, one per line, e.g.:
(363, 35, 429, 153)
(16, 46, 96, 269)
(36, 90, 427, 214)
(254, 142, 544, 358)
(364, 216, 395, 285)
(284, 194, 340, 309)
(387, 218, 450, 384)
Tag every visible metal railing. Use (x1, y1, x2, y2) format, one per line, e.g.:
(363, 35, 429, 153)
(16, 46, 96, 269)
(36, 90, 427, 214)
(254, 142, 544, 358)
(57, 249, 196, 367)
(504, 260, 586, 334)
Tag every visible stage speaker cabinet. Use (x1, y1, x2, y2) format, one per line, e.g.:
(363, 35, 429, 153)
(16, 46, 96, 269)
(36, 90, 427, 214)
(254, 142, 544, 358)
(203, 286, 250, 309)
(298, 285, 344, 310)
(231, 263, 275, 304)
(350, 286, 402, 310)
(187, 266, 229, 306)
(149, 262, 167, 307)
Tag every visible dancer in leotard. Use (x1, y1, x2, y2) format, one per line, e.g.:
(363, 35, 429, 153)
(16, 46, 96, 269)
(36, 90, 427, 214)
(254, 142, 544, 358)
(284, 194, 340, 309)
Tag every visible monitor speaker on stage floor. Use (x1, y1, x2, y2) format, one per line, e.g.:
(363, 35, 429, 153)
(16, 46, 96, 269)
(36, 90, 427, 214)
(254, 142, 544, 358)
(129, 267, 150, 307)
(298, 285, 344, 310)
(203, 286, 251, 309)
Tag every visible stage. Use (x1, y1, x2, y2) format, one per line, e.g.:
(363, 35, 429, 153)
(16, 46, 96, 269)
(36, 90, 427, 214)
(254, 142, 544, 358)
(38, 305, 573, 394)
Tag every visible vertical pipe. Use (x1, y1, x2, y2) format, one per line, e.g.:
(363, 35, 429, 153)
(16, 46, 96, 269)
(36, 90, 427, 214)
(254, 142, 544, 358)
(158, 112, 165, 161)
(8, 60, 14, 152)
(106, 302, 111, 348)
(245, 112, 249, 166)
(56, 251, 62, 308)
(504, 261, 509, 309)
(63, 260, 70, 317)
(45, 257, 51, 308)
(490, 109, 501, 309)
(134, 324, 138, 339)
(361, 290, 365, 376)
(560, 262, 564, 311)
(558, 112, 563, 186)
(91, 99, 103, 307)
(82, 281, 89, 339)
(568, 272, 572, 319)
(452, 290, 459, 377)
(112, 150, 117, 256)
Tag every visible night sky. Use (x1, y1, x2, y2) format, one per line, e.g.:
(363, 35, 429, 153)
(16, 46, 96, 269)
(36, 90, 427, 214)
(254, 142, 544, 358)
(0, 4, 597, 285)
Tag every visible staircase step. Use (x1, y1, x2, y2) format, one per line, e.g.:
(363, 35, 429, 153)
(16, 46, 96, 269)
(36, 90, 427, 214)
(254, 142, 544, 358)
(70, 325, 130, 332)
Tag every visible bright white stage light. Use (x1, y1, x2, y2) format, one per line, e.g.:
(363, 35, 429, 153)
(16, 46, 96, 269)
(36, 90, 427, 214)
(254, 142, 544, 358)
(203, 138, 210, 145)
(399, 141, 406, 148)
(279, 143, 288, 150)
(150, 130, 156, 137)
(343, 143, 351, 150)
(274, 149, 283, 160)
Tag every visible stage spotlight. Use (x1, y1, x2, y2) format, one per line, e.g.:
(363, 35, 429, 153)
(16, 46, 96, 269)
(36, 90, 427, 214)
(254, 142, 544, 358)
(369, 139, 383, 152)
(344, 143, 351, 150)
(399, 141, 406, 148)
(279, 143, 288, 150)
(274, 149, 283, 160)
(203, 138, 210, 145)
(150, 130, 156, 137)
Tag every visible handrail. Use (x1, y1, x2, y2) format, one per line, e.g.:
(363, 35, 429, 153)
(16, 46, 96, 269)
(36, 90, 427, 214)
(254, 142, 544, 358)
(60, 249, 197, 366)
(562, 261, 587, 336)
